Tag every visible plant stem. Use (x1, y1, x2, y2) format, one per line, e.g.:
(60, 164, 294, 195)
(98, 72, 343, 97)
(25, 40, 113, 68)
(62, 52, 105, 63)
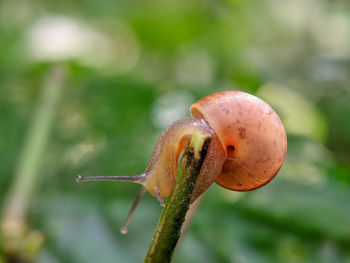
(144, 131, 211, 263)
(1, 67, 66, 259)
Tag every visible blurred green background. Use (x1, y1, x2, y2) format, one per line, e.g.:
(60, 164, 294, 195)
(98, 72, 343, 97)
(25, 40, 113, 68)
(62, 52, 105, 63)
(1, 0, 350, 262)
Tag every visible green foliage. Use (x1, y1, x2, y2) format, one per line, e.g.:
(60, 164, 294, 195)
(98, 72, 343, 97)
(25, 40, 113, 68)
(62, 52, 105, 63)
(1, 0, 350, 262)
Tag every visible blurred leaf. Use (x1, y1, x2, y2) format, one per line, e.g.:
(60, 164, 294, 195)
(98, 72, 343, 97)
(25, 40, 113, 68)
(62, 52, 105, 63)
(1, 0, 350, 262)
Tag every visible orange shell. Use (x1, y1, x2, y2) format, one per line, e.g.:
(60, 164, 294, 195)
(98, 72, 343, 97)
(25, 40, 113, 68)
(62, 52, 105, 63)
(190, 91, 287, 191)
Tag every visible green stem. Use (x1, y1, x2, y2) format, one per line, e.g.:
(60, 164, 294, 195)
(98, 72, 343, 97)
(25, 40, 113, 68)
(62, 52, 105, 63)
(144, 131, 212, 263)
(1, 67, 66, 258)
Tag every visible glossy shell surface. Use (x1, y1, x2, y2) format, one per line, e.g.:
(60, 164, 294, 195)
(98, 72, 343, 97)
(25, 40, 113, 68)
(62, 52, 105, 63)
(190, 91, 287, 191)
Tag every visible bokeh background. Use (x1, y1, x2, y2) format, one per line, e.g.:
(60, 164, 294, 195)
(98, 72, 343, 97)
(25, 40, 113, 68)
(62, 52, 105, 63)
(1, 0, 350, 262)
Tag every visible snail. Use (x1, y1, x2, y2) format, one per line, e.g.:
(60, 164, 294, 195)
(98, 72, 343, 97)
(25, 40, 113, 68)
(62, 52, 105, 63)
(77, 91, 287, 233)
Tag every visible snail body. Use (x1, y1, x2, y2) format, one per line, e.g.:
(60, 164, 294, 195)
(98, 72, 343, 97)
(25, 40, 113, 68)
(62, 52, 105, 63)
(77, 91, 287, 232)
(143, 91, 287, 201)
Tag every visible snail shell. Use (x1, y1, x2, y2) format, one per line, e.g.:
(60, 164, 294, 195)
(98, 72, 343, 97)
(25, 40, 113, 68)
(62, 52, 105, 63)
(190, 91, 287, 198)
